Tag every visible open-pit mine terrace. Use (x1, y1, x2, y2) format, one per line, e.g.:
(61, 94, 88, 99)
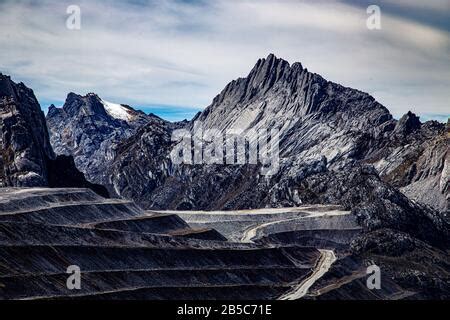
(0, 188, 365, 300)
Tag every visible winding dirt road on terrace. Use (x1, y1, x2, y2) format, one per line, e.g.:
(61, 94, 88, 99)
(278, 249, 337, 300)
(240, 218, 298, 243)
(238, 211, 341, 299)
(239, 209, 350, 243)
(167, 206, 347, 299)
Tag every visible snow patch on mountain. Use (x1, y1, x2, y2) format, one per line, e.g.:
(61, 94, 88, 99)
(101, 99, 132, 121)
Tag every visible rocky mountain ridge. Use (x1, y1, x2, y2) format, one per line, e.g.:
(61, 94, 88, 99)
(46, 92, 158, 184)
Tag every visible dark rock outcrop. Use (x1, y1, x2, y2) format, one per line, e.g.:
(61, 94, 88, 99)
(0, 74, 107, 196)
(394, 111, 421, 135)
(0, 73, 54, 186)
(46, 155, 109, 198)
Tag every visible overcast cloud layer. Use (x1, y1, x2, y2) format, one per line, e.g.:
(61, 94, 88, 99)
(0, 0, 449, 121)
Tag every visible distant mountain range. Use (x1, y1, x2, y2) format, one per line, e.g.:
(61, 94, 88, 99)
(45, 54, 448, 213)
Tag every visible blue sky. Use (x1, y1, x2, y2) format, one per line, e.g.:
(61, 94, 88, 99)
(1, 0, 449, 122)
(39, 99, 201, 122)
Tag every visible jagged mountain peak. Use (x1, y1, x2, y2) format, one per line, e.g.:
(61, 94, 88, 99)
(252, 53, 304, 73)
(1, 74, 54, 186)
(250, 53, 293, 76)
(0, 74, 41, 107)
(394, 110, 422, 135)
(46, 91, 157, 183)
(46, 104, 61, 117)
(247, 53, 293, 90)
(198, 54, 392, 136)
(209, 54, 302, 107)
(58, 91, 148, 123)
(0, 73, 10, 82)
(61, 91, 107, 118)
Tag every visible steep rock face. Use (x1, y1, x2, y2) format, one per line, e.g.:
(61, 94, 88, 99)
(106, 116, 174, 198)
(46, 93, 155, 184)
(0, 73, 54, 186)
(365, 112, 448, 212)
(0, 74, 107, 196)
